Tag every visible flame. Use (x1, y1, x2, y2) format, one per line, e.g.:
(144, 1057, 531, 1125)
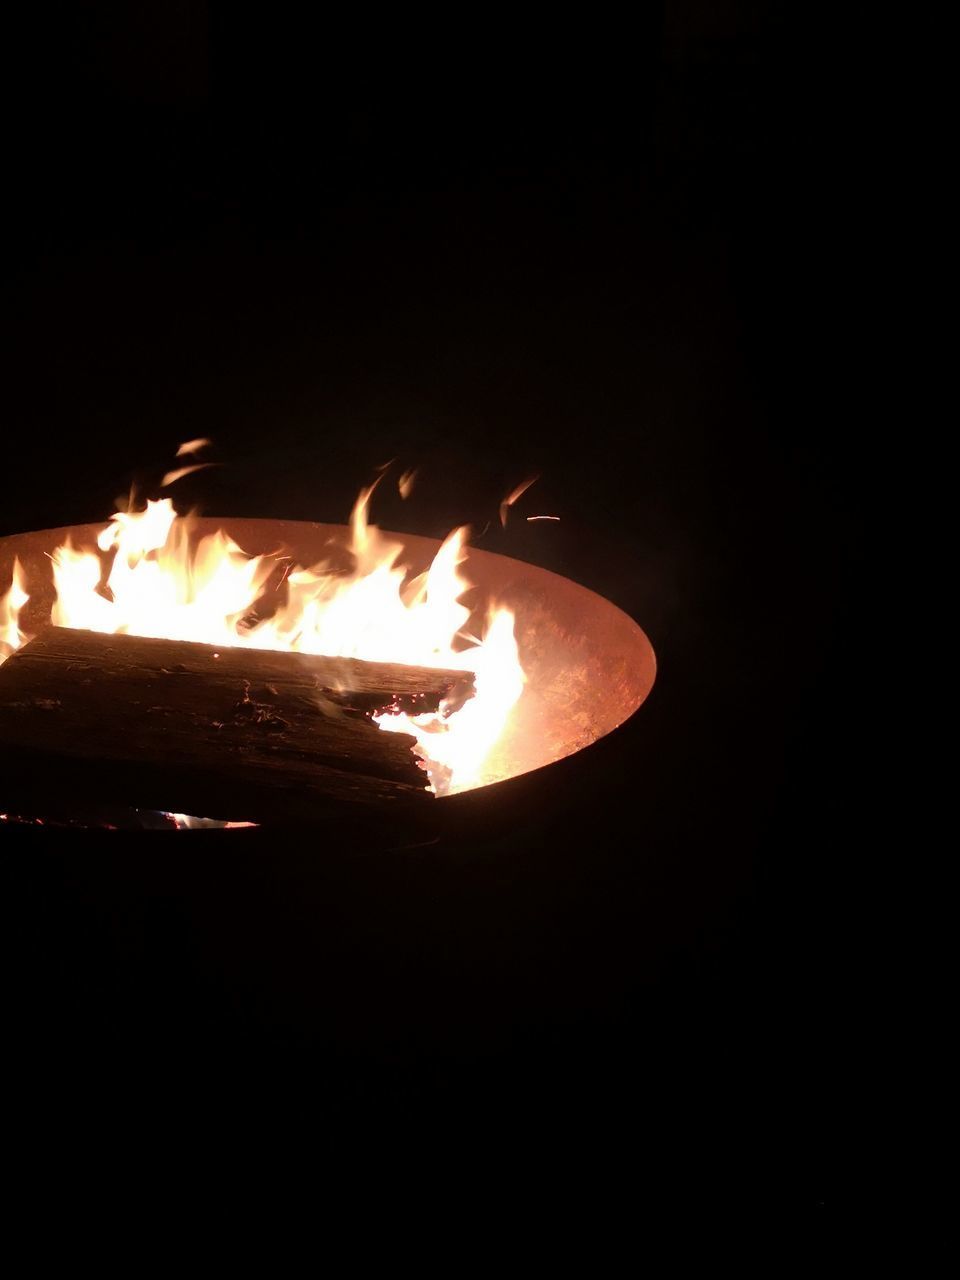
(375, 606, 524, 791)
(0, 558, 29, 663)
(21, 488, 525, 795)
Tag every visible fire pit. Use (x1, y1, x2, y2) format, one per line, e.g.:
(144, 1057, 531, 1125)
(0, 502, 655, 830)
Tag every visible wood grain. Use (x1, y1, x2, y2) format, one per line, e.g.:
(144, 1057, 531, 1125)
(0, 627, 474, 824)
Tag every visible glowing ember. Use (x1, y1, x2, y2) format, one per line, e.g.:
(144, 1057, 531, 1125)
(164, 813, 258, 829)
(1, 482, 525, 795)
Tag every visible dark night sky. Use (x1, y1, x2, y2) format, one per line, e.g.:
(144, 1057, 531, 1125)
(3, 3, 872, 1197)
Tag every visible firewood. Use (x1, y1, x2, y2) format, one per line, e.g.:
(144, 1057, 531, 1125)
(0, 627, 473, 824)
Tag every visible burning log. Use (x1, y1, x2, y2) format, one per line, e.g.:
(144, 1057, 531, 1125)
(0, 627, 474, 824)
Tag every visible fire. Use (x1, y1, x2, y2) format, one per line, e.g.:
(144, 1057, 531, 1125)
(375, 607, 524, 789)
(0, 559, 28, 660)
(2, 485, 525, 795)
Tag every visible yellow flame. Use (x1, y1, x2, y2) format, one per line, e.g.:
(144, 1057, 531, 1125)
(0, 558, 29, 664)
(42, 491, 525, 794)
(375, 606, 525, 792)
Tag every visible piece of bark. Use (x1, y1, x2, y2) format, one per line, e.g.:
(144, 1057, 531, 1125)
(0, 627, 473, 825)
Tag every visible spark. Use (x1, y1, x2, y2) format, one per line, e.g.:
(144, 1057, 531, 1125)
(161, 463, 217, 488)
(499, 475, 538, 527)
(176, 438, 212, 457)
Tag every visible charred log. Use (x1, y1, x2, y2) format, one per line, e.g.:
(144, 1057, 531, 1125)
(0, 627, 473, 825)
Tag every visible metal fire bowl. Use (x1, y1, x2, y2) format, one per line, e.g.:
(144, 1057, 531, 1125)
(0, 517, 656, 818)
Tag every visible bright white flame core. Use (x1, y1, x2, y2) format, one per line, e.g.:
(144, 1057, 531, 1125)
(4, 490, 525, 795)
(0, 558, 28, 659)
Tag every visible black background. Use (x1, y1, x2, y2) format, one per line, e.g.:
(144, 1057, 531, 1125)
(3, 3, 873, 1199)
